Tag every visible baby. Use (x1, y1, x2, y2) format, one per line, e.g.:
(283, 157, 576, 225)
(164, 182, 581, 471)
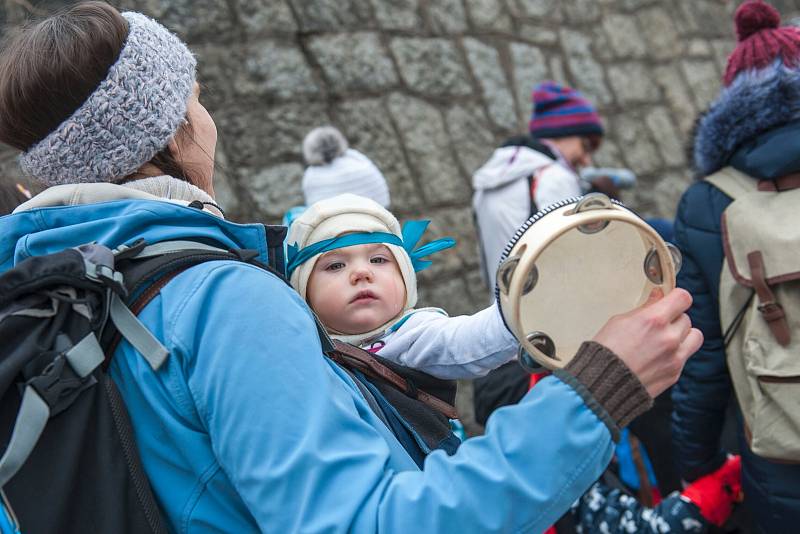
(286, 193, 517, 379)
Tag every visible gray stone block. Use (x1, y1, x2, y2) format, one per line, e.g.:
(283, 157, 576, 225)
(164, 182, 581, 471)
(630, 170, 691, 219)
(508, 0, 560, 20)
(388, 94, 471, 206)
(592, 138, 623, 169)
(372, 0, 422, 30)
(121, 0, 235, 43)
(549, 56, 568, 88)
(465, 0, 513, 32)
(236, 41, 320, 100)
(602, 14, 647, 58)
(687, 39, 712, 58)
(390, 38, 472, 96)
(561, 0, 601, 23)
(427, 0, 469, 33)
(411, 207, 473, 277)
(645, 107, 687, 166)
(445, 105, 497, 178)
(637, 7, 683, 61)
(234, 0, 297, 36)
(417, 271, 480, 316)
(607, 63, 660, 104)
(681, 59, 722, 110)
(333, 98, 423, 213)
(309, 33, 398, 93)
(510, 43, 549, 122)
(192, 45, 236, 111)
(711, 40, 734, 74)
(653, 64, 698, 134)
(464, 39, 517, 130)
(677, 1, 734, 37)
(517, 24, 559, 46)
(611, 113, 663, 174)
(288, 0, 373, 31)
(560, 29, 612, 105)
(244, 162, 305, 218)
(210, 145, 243, 219)
(217, 101, 330, 167)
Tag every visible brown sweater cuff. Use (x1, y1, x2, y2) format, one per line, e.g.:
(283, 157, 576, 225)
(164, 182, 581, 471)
(553, 341, 653, 442)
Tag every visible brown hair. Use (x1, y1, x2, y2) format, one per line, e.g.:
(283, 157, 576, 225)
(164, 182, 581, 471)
(0, 1, 193, 183)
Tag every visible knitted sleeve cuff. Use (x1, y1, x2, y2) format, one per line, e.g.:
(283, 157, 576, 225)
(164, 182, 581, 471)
(553, 341, 653, 442)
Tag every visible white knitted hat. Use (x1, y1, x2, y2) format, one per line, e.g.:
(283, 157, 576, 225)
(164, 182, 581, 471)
(287, 194, 416, 309)
(301, 127, 391, 208)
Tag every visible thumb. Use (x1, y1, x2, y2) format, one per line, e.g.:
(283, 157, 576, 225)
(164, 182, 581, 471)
(644, 287, 664, 306)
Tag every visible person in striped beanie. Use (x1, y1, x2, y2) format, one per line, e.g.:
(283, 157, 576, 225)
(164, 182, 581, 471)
(472, 81, 611, 291)
(528, 81, 604, 165)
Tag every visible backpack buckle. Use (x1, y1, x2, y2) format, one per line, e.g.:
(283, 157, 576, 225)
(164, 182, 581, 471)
(83, 260, 126, 296)
(757, 301, 785, 321)
(27, 356, 83, 410)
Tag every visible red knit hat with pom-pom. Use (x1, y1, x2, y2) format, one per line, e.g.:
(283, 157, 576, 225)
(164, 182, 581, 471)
(724, 0, 800, 85)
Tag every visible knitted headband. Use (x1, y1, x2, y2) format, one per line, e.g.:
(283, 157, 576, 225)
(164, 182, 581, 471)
(20, 12, 197, 186)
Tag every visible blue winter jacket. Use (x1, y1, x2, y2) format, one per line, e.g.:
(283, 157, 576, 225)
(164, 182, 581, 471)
(672, 122, 800, 532)
(0, 192, 616, 533)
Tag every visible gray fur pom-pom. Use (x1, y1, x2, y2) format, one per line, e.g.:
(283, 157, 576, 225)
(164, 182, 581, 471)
(302, 126, 348, 166)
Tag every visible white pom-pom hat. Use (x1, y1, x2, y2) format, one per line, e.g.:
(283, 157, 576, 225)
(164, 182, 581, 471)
(301, 127, 391, 208)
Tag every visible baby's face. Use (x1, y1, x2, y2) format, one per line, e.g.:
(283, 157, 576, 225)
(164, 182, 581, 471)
(307, 243, 406, 335)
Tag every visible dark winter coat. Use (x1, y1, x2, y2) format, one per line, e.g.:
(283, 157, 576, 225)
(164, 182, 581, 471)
(672, 120, 800, 534)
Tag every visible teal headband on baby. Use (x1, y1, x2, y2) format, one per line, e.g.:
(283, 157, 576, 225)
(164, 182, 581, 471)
(286, 220, 455, 279)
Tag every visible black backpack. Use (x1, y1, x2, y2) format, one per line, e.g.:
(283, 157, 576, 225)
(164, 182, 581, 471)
(0, 235, 290, 534)
(0, 231, 459, 533)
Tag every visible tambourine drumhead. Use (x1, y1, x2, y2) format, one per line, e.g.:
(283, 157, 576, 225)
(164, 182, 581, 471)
(496, 194, 680, 371)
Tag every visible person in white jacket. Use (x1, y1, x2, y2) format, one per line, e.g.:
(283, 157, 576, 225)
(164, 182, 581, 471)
(472, 81, 608, 286)
(286, 193, 517, 380)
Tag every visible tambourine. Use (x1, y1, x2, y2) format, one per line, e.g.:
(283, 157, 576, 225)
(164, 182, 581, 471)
(496, 193, 681, 372)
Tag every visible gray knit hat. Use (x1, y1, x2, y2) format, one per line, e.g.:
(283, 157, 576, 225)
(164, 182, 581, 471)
(19, 12, 196, 186)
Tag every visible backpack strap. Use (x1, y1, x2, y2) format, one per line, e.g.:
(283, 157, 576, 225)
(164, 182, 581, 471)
(0, 330, 107, 489)
(757, 172, 800, 192)
(103, 242, 256, 361)
(328, 340, 458, 419)
(747, 251, 791, 346)
(704, 167, 757, 200)
(527, 173, 538, 217)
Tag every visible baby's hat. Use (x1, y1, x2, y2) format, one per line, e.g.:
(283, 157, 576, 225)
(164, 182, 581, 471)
(286, 193, 454, 310)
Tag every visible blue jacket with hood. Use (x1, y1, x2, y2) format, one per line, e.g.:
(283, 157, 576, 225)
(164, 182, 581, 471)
(672, 119, 800, 532)
(1, 183, 617, 533)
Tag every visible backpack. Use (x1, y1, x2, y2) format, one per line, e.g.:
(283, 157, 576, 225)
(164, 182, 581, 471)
(0, 235, 289, 534)
(0, 231, 459, 532)
(707, 166, 800, 462)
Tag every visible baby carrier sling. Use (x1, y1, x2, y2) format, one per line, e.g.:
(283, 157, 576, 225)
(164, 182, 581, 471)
(0, 228, 458, 533)
(707, 167, 800, 462)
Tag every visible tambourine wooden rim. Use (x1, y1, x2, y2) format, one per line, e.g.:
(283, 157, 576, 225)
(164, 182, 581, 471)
(496, 194, 680, 371)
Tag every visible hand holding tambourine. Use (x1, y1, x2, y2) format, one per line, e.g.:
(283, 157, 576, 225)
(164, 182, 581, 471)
(496, 193, 682, 373)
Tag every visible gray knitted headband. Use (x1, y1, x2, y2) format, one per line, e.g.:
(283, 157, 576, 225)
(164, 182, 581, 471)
(20, 12, 196, 186)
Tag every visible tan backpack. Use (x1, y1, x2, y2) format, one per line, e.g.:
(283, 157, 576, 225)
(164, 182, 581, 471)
(707, 167, 800, 462)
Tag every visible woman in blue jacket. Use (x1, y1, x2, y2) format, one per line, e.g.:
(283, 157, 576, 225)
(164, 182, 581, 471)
(0, 3, 701, 531)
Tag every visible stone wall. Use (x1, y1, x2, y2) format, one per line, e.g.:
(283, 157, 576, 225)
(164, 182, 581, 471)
(3, 0, 800, 429)
(10, 0, 800, 314)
